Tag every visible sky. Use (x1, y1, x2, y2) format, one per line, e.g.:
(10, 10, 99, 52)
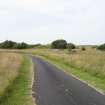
(0, 0, 105, 45)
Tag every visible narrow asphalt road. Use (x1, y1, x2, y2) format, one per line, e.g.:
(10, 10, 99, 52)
(32, 56, 105, 105)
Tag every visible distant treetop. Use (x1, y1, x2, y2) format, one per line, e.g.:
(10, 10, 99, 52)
(0, 40, 32, 49)
(51, 39, 67, 49)
(97, 43, 105, 51)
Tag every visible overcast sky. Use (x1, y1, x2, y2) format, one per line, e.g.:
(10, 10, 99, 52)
(0, 0, 105, 44)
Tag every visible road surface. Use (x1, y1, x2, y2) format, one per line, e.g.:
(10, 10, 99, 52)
(32, 56, 105, 105)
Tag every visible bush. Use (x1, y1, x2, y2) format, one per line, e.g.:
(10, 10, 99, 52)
(0, 40, 16, 49)
(97, 43, 105, 51)
(81, 47, 86, 51)
(67, 43, 76, 49)
(51, 39, 67, 49)
(0, 40, 30, 49)
(17, 42, 29, 49)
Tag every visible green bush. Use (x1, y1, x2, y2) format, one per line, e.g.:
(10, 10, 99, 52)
(17, 42, 29, 49)
(51, 39, 67, 49)
(97, 43, 105, 51)
(0, 40, 17, 49)
(67, 43, 76, 49)
(81, 47, 86, 51)
(0, 40, 30, 49)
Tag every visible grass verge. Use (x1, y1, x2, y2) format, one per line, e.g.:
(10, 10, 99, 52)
(35, 54, 105, 95)
(0, 56, 33, 105)
(0, 53, 22, 96)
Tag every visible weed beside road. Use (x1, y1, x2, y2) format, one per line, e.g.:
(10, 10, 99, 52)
(0, 53, 22, 96)
(0, 53, 33, 105)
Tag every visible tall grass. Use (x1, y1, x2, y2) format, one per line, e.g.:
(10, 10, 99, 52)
(0, 52, 33, 105)
(0, 52, 22, 96)
(33, 48, 105, 93)
(34, 48, 105, 79)
(0, 56, 33, 105)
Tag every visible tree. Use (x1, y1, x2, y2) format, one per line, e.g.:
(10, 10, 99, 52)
(51, 39, 67, 49)
(0, 40, 16, 49)
(97, 43, 105, 51)
(0, 40, 33, 49)
(17, 42, 28, 49)
(67, 43, 76, 49)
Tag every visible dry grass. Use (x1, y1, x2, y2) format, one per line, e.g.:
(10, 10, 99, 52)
(1, 48, 105, 93)
(33, 48, 105, 93)
(33, 48, 105, 79)
(7, 47, 105, 79)
(0, 52, 22, 96)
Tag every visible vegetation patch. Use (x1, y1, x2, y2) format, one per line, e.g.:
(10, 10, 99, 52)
(51, 39, 67, 49)
(0, 55, 33, 105)
(0, 53, 22, 96)
(33, 49, 105, 94)
(97, 43, 105, 51)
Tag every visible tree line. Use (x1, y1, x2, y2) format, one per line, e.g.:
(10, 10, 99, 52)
(97, 43, 105, 51)
(0, 40, 33, 49)
(0, 39, 105, 51)
(51, 39, 105, 51)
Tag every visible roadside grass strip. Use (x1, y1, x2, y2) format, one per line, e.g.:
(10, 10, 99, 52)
(36, 54, 105, 95)
(0, 56, 33, 105)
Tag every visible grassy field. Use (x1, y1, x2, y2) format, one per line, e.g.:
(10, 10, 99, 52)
(0, 47, 105, 95)
(0, 53, 22, 96)
(0, 52, 33, 105)
(33, 48, 105, 94)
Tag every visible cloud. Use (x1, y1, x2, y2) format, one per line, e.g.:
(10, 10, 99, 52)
(0, 0, 105, 44)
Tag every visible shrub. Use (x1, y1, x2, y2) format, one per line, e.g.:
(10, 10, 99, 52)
(97, 43, 105, 51)
(81, 47, 86, 51)
(0, 41, 31, 49)
(51, 39, 67, 49)
(67, 43, 76, 49)
(17, 42, 29, 49)
(0, 40, 16, 49)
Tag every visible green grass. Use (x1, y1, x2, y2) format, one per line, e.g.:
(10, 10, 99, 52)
(0, 56, 33, 105)
(36, 54, 105, 94)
